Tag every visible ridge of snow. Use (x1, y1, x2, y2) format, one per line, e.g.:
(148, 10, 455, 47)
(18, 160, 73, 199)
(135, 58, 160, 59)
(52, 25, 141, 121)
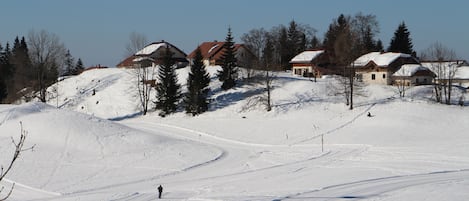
(135, 42, 167, 55)
(393, 64, 429, 77)
(290, 50, 325, 63)
(354, 52, 412, 66)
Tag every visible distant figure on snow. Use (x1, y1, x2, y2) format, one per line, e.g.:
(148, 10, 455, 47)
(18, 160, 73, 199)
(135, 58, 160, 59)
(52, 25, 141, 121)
(157, 185, 163, 199)
(367, 112, 372, 117)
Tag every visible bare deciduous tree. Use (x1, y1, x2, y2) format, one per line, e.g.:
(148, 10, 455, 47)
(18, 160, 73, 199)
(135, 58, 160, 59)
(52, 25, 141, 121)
(28, 30, 66, 103)
(421, 42, 457, 104)
(125, 32, 154, 115)
(393, 68, 411, 97)
(0, 122, 33, 200)
(125, 32, 148, 57)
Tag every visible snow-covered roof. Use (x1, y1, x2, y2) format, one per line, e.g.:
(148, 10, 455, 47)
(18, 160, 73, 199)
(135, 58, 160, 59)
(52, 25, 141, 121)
(393, 64, 430, 77)
(132, 56, 154, 62)
(354, 52, 412, 67)
(135, 42, 168, 55)
(290, 50, 325, 63)
(454, 66, 469, 80)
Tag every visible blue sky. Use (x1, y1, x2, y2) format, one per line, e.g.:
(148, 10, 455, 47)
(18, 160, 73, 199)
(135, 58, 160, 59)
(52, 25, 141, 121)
(1, 0, 468, 67)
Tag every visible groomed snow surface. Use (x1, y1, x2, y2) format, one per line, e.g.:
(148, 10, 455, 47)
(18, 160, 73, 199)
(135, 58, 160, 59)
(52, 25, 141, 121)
(1, 66, 469, 201)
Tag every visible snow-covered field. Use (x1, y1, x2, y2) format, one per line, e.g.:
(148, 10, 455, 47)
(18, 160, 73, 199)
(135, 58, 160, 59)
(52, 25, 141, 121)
(1, 66, 468, 201)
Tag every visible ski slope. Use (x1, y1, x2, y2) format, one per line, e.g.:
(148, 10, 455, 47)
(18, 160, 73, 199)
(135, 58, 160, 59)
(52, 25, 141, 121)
(0, 66, 468, 200)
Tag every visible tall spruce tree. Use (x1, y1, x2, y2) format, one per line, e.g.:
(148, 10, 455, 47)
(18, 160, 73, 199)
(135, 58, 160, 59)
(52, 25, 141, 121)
(387, 22, 415, 55)
(63, 49, 75, 76)
(0, 44, 8, 102)
(155, 47, 181, 117)
(0, 43, 14, 102)
(218, 27, 237, 90)
(75, 58, 84, 74)
(184, 47, 210, 115)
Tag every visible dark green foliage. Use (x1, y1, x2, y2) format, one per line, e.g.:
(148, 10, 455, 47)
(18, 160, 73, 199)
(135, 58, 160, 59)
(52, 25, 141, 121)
(0, 76, 7, 103)
(310, 35, 322, 49)
(0, 43, 13, 102)
(387, 22, 415, 55)
(155, 47, 181, 117)
(375, 40, 384, 52)
(184, 47, 211, 115)
(218, 27, 238, 90)
(75, 58, 84, 75)
(63, 49, 75, 76)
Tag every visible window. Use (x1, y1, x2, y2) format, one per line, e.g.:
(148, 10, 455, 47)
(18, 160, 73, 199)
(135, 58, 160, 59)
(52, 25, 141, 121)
(382, 74, 386, 79)
(371, 74, 376, 80)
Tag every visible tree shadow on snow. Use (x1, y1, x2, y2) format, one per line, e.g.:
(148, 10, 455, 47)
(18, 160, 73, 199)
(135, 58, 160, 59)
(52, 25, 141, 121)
(209, 87, 264, 111)
(108, 111, 142, 121)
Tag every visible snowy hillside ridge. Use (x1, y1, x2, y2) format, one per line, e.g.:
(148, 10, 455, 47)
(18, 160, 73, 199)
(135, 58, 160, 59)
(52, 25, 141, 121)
(45, 65, 468, 121)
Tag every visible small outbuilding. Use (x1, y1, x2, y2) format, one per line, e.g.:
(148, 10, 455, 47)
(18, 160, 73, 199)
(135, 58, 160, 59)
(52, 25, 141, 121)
(290, 49, 329, 77)
(392, 64, 435, 86)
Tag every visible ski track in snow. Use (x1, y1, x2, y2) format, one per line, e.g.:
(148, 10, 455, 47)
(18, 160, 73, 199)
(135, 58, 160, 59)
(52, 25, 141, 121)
(291, 102, 377, 145)
(275, 169, 469, 201)
(40, 122, 73, 189)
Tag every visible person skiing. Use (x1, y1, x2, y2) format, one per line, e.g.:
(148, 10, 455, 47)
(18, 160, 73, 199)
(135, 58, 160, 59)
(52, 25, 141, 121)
(157, 185, 163, 199)
(367, 112, 372, 117)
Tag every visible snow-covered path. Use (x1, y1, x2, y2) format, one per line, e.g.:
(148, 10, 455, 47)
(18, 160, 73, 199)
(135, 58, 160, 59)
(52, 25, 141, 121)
(280, 169, 469, 201)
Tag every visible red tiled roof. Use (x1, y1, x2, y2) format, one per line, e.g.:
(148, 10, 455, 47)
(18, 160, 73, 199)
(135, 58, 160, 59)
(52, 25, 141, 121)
(116, 55, 136, 68)
(187, 42, 252, 64)
(187, 41, 225, 60)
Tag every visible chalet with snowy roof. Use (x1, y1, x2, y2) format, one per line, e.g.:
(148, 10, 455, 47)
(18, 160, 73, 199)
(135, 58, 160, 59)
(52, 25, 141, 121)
(187, 41, 255, 67)
(290, 49, 331, 77)
(421, 60, 469, 87)
(117, 41, 188, 68)
(353, 52, 419, 85)
(392, 64, 435, 86)
(454, 66, 469, 88)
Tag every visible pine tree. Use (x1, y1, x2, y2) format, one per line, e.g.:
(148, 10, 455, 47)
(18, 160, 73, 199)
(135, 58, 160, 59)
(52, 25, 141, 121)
(218, 27, 237, 90)
(7, 36, 33, 102)
(63, 49, 75, 76)
(387, 22, 415, 55)
(310, 35, 321, 49)
(0, 44, 8, 102)
(75, 58, 84, 74)
(375, 40, 384, 52)
(0, 42, 14, 102)
(155, 47, 181, 117)
(184, 47, 210, 115)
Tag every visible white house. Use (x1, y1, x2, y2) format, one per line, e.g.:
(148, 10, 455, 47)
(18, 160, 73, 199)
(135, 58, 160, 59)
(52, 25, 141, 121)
(117, 41, 188, 68)
(353, 52, 419, 85)
(392, 64, 435, 86)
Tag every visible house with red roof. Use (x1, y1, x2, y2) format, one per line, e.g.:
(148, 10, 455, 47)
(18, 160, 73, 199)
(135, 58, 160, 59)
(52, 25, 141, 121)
(187, 41, 255, 67)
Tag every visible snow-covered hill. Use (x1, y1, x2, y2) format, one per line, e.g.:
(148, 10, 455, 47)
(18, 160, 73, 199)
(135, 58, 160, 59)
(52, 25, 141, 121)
(0, 66, 468, 200)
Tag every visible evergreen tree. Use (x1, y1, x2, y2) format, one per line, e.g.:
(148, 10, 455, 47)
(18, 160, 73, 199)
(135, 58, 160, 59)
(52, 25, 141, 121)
(278, 26, 289, 69)
(310, 35, 322, 49)
(375, 40, 384, 52)
(75, 58, 84, 74)
(0, 76, 7, 103)
(218, 27, 237, 90)
(63, 49, 75, 76)
(8, 36, 33, 102)
(155, 47, 181, 117)
(0, 44, 8, 102)
(323, 14, 349, 64)
(387, 22, 415, 55)
(184, 47, 211, 115)
(0, 43, 14, 102)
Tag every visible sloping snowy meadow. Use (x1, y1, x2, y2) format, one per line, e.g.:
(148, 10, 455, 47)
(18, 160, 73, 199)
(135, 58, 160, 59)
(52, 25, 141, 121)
(1, 66, 468, 200)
